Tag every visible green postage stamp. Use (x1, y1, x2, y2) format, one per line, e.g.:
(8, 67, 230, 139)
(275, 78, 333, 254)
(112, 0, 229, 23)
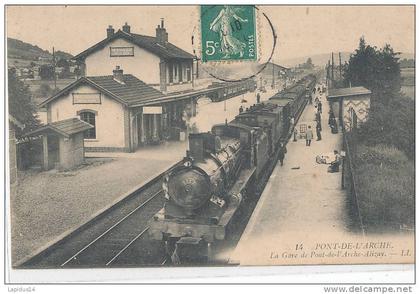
(200, 5, 257, 63)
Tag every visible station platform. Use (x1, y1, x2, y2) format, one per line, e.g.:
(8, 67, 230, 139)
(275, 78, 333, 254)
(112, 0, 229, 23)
(229, 89, 350, 265)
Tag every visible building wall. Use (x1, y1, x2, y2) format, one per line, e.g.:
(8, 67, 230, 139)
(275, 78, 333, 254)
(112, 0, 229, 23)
(329, 93, 371, 131)
(9, 127, 18, 198)
(83, 38, 194, 93)
(59, 132, 85, 170)
(48, 84, 126, 149)
(343, 94, 370, 131)
(84, 38, 161, 85)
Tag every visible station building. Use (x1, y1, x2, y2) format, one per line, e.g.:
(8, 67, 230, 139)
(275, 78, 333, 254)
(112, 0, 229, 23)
(73, 20, 195, 94)
(40, 20, 202, 152)
(39, 67, 203, 152)
(258, 62, 291, 89)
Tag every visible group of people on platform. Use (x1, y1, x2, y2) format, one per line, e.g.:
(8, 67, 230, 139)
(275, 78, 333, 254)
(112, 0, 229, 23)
(280, 83, 341, 172)
(304, 87, 324, 146)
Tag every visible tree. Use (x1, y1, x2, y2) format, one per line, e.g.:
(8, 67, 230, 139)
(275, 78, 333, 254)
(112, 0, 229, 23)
(305, 57, 314, 68)
(344, 37, 414, 159)
(399, 58, 415, 68)
(344, 37, 401, 107)
(8, 68, 40, 136)
(39, 83, 52, 97)
(56, 58, 69, 68)
(39, 64, 54, 80)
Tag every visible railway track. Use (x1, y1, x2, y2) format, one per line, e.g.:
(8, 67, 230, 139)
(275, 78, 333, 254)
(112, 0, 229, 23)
(19, 163, 182, 268)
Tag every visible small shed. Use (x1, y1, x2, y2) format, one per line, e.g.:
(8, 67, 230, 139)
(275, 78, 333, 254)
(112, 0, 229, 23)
(9, 115, 25, 197)
(25, 118, 93, 171)
(327, 86, 371, 131)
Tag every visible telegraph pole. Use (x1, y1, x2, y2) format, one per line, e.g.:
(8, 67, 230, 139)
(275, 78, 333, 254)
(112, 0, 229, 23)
(339, 52, 342, 81)
(272, 62, 275, 88)
(52, 46, 57, 91)
(326, 60, 330, 88)
(331, 52, 335, 87)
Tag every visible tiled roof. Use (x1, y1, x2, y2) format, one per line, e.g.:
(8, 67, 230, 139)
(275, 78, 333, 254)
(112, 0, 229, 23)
(25, 118, 93, 138)
(88, 74, 164, 106)
(73, 30, 194, 61)
(39, 74, 164, 107)
(328, 86, 371, 99)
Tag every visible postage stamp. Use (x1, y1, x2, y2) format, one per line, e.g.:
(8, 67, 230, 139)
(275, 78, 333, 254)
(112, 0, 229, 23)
(200, 5, 257, 63)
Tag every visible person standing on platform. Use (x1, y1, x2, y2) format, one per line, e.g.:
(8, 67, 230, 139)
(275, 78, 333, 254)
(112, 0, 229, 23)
(328, 110, 335, 128)
(278, 143, 287, 166)
(316, 121, 322, 141)
(318, 101, 323, 114)
(256, 92, 261, 103)
(293, 127, 298, 142)
(289, 116, 295, 133)
(315, 111, 321, 125)
(305, 125, 314, 146)
(239, 105, 244, 113)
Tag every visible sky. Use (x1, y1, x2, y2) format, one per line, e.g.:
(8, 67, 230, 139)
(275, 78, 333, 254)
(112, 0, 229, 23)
(6, 5, 415, 63)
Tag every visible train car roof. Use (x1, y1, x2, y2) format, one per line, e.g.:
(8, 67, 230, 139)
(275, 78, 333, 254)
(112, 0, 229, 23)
(236, 113, 277, 123)
(213, 121, 256, 132)
(268, 99, 291, 107)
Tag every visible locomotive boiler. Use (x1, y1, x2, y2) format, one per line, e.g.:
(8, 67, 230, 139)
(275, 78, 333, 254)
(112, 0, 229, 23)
(165, 132, 243, 218)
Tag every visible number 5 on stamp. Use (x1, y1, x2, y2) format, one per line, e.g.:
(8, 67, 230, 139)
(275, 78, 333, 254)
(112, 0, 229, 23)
(200, 5, 257, 62)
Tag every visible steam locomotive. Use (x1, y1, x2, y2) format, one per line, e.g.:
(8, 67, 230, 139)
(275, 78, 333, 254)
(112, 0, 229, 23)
(148, 74, 317, 263)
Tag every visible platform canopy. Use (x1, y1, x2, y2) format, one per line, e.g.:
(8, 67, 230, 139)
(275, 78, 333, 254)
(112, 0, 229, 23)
(25, 118, 93, 138)
(327, 86, 371, 101)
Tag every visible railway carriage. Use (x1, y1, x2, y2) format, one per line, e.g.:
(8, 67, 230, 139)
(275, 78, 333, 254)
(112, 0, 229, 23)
(207, 79, 257, 102)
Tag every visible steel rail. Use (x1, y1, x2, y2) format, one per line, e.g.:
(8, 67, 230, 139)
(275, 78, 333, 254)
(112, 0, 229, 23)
(60, 189, 163, 266)
(105, 227, 150, 266)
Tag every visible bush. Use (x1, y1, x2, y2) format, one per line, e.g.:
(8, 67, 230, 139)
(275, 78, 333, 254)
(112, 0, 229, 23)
(355, 93, 414, 159)
(352, 144, 414, 231)
(355, 144, 408, 167)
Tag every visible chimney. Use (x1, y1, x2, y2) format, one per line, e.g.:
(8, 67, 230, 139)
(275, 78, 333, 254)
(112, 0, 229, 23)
(107, 25, 115, 38)
(122, 22, 131, 34)
(156, 18, 168, 44)
(113, 66, 124, 84)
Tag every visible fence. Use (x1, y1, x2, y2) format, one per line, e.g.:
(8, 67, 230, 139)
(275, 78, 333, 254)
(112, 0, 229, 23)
(342, 132, 366, 235)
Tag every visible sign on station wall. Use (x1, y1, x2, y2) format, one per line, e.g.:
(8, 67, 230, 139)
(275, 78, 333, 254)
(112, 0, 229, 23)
(109, 46, 135, 57)
(72, 93, 102, 104)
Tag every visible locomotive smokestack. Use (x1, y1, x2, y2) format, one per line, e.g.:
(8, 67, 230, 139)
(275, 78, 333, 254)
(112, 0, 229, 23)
(189, 133, 204, 162)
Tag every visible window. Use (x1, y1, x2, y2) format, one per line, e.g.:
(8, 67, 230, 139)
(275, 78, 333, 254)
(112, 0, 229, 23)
(168, 63, 173, 83)
(186, 66, 191, 82)
(178, 64, 183, 82)
(79, 111, 96, 139)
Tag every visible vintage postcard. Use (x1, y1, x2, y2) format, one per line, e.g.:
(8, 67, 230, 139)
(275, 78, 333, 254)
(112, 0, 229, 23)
(5, 4, 415, 282)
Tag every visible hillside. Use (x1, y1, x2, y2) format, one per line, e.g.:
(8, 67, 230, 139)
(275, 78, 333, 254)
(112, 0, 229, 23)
(280, 52, 414, 68)
(279, 52, 352, 68)
(7, 37, 73, 67)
